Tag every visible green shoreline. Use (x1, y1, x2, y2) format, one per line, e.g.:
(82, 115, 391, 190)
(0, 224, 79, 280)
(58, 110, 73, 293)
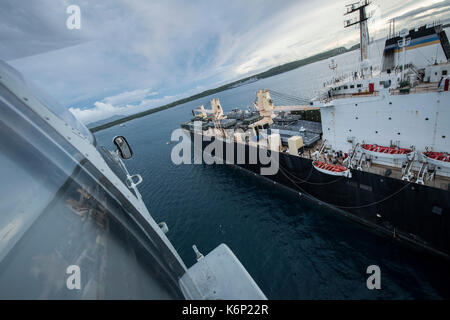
(90, 44, 359, 133)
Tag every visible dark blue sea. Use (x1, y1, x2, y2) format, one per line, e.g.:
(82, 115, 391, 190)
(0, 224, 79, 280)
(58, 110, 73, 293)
(94, 49, 450, 299)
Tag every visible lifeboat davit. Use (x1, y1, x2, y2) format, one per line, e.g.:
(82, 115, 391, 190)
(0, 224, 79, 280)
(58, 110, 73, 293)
(361, 144, 413, 159)
(422, 151, 450, 168)
(313, 161, 352, 178)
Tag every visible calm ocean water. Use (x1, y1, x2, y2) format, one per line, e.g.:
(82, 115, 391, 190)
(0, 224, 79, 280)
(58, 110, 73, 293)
(94, 47, 450, 299)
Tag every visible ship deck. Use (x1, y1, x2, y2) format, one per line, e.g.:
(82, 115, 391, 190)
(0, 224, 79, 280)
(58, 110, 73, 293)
(291, 139, 450, 191)
(188, 126, 449, 192)
(327, 82, 441, 101)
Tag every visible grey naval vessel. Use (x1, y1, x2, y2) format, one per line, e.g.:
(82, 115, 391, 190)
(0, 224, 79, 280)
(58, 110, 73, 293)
(181, 1, 450, 259)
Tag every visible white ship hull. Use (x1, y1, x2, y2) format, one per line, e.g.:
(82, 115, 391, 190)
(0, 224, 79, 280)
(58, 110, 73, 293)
(318, 90, 450, 177)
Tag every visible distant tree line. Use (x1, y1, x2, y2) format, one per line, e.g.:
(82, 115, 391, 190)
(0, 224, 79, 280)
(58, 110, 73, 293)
(90, 44, 359, 133)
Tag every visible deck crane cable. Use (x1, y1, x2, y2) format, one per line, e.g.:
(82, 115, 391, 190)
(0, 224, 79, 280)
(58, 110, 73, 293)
(271, 89, 311, 102)
(277, 164, 412, 209)
(270, 93, 310, 105)
(278, 161, 344, 185)
(269, 94, 299, 105)
(269, 90, 311, 105)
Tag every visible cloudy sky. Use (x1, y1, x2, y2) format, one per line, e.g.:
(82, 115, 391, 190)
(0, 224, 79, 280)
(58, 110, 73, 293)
(1, 0, 450, 124)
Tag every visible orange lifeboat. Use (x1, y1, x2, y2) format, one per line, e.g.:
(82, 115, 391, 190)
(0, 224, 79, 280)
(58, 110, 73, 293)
(361, 144, 413, 159)
(422, 151, 450, 168)
(312, 161, 352, 178)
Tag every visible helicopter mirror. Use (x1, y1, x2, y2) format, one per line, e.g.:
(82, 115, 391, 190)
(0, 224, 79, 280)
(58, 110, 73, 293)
(113, 136, 133, 160)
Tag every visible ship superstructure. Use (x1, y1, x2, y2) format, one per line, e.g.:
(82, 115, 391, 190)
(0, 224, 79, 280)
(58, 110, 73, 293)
(181, 2, 450, 259)
(316, 2, 450, 185)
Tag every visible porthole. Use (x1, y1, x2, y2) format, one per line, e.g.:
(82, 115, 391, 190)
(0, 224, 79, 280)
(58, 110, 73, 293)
(389, 102, 392, 105)
(443, 135, 446, 139)
(388, 117, 392, 120)
(397, 132, 401, 135)
(425, 117, 429, 121)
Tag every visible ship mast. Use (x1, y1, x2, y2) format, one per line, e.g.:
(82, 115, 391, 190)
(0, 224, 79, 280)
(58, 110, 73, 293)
(344, 0, 372, 76)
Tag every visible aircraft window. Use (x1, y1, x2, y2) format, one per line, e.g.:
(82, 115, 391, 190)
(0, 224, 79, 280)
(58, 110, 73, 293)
(0, 61, 93, 144)
(0, 84, 183, 299)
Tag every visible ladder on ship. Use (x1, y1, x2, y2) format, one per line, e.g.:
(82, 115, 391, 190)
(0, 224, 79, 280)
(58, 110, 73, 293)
(312, 139, 327, 161)
(416, 162, 428, 185)
(416, 161, 436, 185)
(401, 151, 416, 181)
(347, 143, 360, 169)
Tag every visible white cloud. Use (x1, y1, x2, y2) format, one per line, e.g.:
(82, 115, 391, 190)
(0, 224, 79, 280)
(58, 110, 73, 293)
(4, 0, 450, 124)
(103, 88, 158, 106)
(68, 89, 184, 124)
(69, 101, 131, 124)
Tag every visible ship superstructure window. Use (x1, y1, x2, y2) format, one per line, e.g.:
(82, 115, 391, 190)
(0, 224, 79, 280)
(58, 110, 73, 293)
(443, 70, 448, 75)
(350, 85, 354, 88)
(344, 85, 348, 89)
(357, 84, 362, 88)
